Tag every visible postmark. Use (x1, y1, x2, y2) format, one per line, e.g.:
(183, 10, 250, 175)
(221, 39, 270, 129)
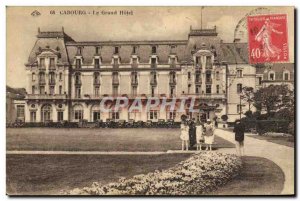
(247, 14, 289, 64)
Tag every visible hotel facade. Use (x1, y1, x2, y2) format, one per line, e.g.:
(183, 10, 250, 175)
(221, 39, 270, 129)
(22, 26, 263, 123)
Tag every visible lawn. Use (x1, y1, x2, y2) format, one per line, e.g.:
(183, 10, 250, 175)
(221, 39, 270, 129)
(7, 128, 234, 151)
(7, 153, 192, 195)
(209, 156, 285, 195)
(248, 135, 294, 148)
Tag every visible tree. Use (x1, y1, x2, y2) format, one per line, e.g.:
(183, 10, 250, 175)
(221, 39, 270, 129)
(253, 85, 291, 117)
(241, 86, 254, 111)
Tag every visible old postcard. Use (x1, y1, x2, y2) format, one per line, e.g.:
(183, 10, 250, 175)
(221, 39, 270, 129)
(6, 6, 295, 196)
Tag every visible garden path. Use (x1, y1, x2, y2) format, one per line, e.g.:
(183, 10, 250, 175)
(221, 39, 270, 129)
(214, 129, 294, 195)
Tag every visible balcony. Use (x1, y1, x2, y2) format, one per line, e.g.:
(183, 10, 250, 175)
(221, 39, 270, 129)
(195, 64, 202, 69)
(150, 79, 157, 86)
(131, 63, 138, 68)
(39, 65, 46, 71)
(49, 79, 56, 85)
(112, 78, 119, 85)
(206, 78, 212, 84)
(39, 79, 46, 85)
(151, 63, 157, 68)
(26, 94, 67, 100)
(49, 65, 56, 70)
(94, 79, 101, 85)
(131, 79, 138, 86)
(75, 80, 82, 85)
(169, 79, 176, 85)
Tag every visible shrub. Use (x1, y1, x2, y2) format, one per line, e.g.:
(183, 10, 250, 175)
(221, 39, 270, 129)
(221, 115, 228, 122)
(288, 121, 295, 135)
(65, 152, 242, 195)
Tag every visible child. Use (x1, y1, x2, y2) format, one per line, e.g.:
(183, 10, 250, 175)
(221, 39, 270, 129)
(204, 119, 215, 151)
(195, 121, 204, 151)
(180, 121, 189, 151)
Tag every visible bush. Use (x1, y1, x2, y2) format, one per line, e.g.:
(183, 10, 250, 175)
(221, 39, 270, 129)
(65, 152, 242, 195)
(288, 121, 295, 135)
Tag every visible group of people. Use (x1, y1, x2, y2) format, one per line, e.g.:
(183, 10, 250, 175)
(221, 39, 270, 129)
(180, 119, 216, 151)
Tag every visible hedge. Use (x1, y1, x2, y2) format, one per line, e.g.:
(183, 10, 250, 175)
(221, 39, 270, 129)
(65, 152, 242, 195)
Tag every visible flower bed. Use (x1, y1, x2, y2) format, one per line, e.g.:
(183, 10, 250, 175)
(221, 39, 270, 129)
(66, 152, 242, 195)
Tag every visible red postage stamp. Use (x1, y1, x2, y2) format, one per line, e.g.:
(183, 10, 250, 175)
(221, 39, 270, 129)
(247, 14, 289, 64)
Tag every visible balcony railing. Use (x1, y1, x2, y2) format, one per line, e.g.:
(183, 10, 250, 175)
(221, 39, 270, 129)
(206, 78, 212, 84)
(39, 79, 46, 85)
(112, 78, 119, 85)
(150, 79, 157, 85)
(94, 79, 100, 85)
(169, 79, 176, 85)
(131, 79, 138, 85)
(26, 94, 67, 100)
(151, 63, 157, 68)
(49, 79, 56, 85)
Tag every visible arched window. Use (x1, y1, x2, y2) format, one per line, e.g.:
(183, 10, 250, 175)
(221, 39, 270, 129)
(283, 70, 290, 81)
(91, 104, 101, 122)
(268, 71, 275, 81)
(73, 104, 83, 121)
(41, 104, 52, 122)
(237, 83, 243, 93)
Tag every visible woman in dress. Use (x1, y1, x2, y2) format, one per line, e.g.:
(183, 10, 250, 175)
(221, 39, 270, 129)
(180, 121, 189, 151)
(196, 121, 204, 151)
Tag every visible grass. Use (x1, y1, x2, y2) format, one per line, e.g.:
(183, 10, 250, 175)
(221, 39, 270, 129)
(248, 135, 294, 148)
(209, 156, 285, 195)
(7, 153, 192, 195)
(7, 128, 234, 151)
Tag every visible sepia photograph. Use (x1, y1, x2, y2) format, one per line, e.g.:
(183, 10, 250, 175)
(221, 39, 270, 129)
(6, 6, 295, 196)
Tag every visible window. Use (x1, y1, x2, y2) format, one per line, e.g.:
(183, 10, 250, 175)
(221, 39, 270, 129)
(188, 84, 191, 94)
(195, 85, 201, 94)
(132, 46, 137, 54)
(49, 86, 55, 95)
(113, 86, 118, 96)
(237, 69, 243, 78)
(195, 72, 201, 83)
(57, 111, 64, 121)
(216, 71, 220, 80)
(39, 58, 45, 68)
(269, 73, 275, 80)
(75, 74, 81, 85)
(94, 86, 99, 96)
(206, 72, 212, 83)
(39, 86, 45, 94)
(151, 87, 155, 97)
(113, 58, 119, 66)
(206, 85, 212, 94)
(132, 86, 137, 96)
(77, 47, 82, 55)
(49, 72, 55, 84)
(76, 59, 81, 68)
(148, 110, 158, 120)
(59, 85, 62, 95)
(32, 73, 36, 81)
(151, 58, 156, 64)
(237, 83, 243, 93)
(114, 46, 119, 54)
(32, 86, 35, 94)
(258, 77, 262, 85)
(152, 46, 157, 54)
(95, 46, 100, 54)
(206, 56, 212, 68)
(75, 87, 81, 98)
(132, 58, 138, 64)
(73, 105, 83, 121)
(59, 72, 63, 81)
(170, 86, 175, 97)
(111, 112, 119, 120)
(169, 111, 176, 120)
(49, 58, 55, 68)
(284, 72, 289, 80)
(30, 111, 36, 122)
(16, 105, 25, 118)
(94, 73, 100, 85)
(41, 104, 52, 122)
(170, 57, 175, 64)
(196, 57, 200, 65)
(237, 104, 242, 113)
(216, 85, 220, 94)
(188, 72, 191, 80)
(94, 58, 100, 68)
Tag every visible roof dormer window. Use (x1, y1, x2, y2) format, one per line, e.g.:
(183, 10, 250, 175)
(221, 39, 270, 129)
(114, 46, 119, 54)
(132, 46, 137, 54)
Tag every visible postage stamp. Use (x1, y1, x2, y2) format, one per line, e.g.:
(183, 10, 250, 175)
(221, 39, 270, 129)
(247, 14, 289, 64)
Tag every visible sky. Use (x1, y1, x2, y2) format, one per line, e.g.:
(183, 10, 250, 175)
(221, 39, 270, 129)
(6, 6, 294, 88)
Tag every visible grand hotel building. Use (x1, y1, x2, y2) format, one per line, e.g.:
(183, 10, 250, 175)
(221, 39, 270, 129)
(23, 26, 258, 123)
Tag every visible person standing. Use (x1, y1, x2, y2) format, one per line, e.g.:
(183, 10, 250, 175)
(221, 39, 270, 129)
(233, 120, 245, 156)
(180, 121, 189, 151)
(196, 121, 204, 151)
(204, 119, 215, 151)
(188, 119, 196, 149)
